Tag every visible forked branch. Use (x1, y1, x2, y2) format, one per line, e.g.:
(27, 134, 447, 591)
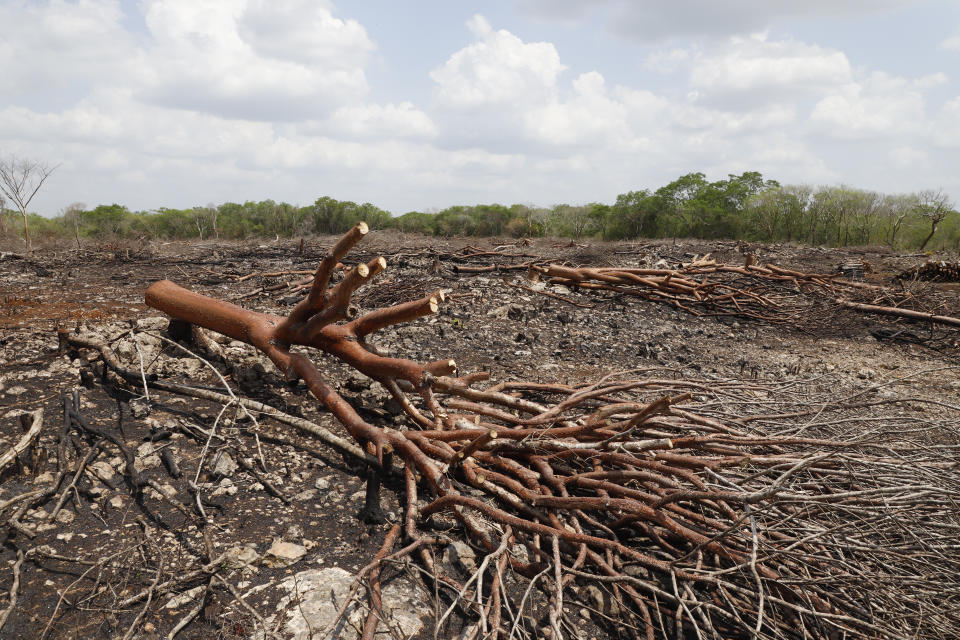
(139, 223, 960, 639)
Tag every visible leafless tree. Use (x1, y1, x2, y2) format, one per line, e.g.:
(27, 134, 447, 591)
(0, 155, 58, 252)
(61, 202, 86, 251)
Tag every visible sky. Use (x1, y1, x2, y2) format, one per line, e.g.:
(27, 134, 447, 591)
(1, 0, 959, 217)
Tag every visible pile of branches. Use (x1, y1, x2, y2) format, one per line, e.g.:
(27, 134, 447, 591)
(529, 259, 836, 324)
(214, 243, 546, 304)
(122, 223, 960, 639)
(530, 258, 960, 330)
(898, 260, 960, 283)
(414, 244, 551, 275)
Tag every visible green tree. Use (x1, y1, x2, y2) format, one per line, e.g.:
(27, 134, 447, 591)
(81, 204, 131, 237)
(60, 202, 86, 249)
(392, 211, 436, 235)
(880, 193, 916, 248)
(216, 202, 250, 237)
(507, 204, 547, 237)
(355, 202, 391, 230)
(471, 204, 513, 236)
(654, 172, 708, 237)
(547, 204, 593, 239)
(694, 172, 779, 239)
(189, 204, 220, 239)
(154, 208, 194, 238)
(746, 185, 810, 242)
(0, 194, 7, 238)
(267, 202, 308, 237)
(915, 189, 956, 251)
(610, 190, 662, 239)
(310, 197, 356, 234)
(589, 203, 614, 240)
(190, 206, 216, 240)
(433, 207, 476, 236)
(808, 186, 880, 246)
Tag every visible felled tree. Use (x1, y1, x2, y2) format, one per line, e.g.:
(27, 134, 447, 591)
(144, 223, 959, 640)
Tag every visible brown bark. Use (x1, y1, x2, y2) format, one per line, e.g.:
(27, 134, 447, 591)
(835, 298, 960, 327)
(130, 223, 957, 639)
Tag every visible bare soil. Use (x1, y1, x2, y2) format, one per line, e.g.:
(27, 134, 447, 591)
(1, 232, 958, 640)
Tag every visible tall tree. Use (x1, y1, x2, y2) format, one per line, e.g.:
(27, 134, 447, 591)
(190, 206, 217, 240)
(548, 204, 593, 239)
(654, 172, 708, 236)
(588, 203, 614, 240)
(0, 155, 58, 251)
(612, 190, 659, 238)
(82, 204, 130, 237)
(915, 189, 956, 251)
(881, 193, 916, 248)
(745, 184, 810, 242)
(61, 202, 86, 250)
(0, 193, 7, 237)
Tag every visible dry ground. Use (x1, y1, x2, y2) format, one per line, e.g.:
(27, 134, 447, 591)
(0, 232, 958, 639)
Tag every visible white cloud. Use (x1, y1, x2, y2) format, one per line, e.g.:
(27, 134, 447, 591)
(689, 33, 851, 99)
(524, 72, 632, 147)
(0, 0, 376, 122)
(0, 0, 139, 97)
(615, 87, 673, 124)
(808, 72, 928, 139)
(914, 72, 949, 89)
(238, 0, 373, 67)
(0, 84, 521, 211)
(0, 1, 955, 217)
(519, 0, 923, 41)
(0, 89, 277, 161)
(931, 97, 960, 148)
(430, 15, 566, 110)
(325, 103, 438, 140)
(672, 102, 798, 134)
(137, 0, 373, 120)
(939, 34, 960, 51)
(644, 48, 694, 74)
(431, 18, 662, 152)
(698, 133, 836, 188)
(888, 146, 930, 168)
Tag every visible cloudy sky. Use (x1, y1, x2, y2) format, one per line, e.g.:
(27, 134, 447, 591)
(2, 0, 959, 217)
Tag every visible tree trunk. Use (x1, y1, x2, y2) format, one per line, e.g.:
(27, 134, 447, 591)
(835, 298, 960, 327)
(919, 221, 939, 251)
(20, 210, 31, 252)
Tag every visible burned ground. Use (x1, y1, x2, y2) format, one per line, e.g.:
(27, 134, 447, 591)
(1, 232, 958, 640)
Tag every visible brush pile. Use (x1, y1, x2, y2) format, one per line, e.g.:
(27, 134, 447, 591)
(898, 260, 960, 282)
(129, 224, 960, 639)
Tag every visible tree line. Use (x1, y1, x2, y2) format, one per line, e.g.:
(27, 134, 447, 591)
(1, 170, 958, 251)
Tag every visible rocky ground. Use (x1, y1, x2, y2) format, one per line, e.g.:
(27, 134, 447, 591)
(0, 231, 958, 640)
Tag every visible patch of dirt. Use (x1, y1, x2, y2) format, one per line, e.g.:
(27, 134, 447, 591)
(1, 233, 958, 639)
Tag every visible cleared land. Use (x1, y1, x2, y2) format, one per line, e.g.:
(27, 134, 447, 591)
(0, 232, 958, 639)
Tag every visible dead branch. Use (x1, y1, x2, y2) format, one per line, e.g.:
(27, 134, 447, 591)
(122, 557, 164, 640)
(506, 280, 596, 308)
(835, 298, 960, 327)
(0, 548, 25, 633)
(528, 261, 960, 336)
(454, 263, 536, 274)
(104, 223, 960, 639)
(359, 523, 402, 640)
(0, 409, 43, 474)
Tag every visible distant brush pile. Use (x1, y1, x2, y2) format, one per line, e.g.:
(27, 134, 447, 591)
(898, 260, 960, 282)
